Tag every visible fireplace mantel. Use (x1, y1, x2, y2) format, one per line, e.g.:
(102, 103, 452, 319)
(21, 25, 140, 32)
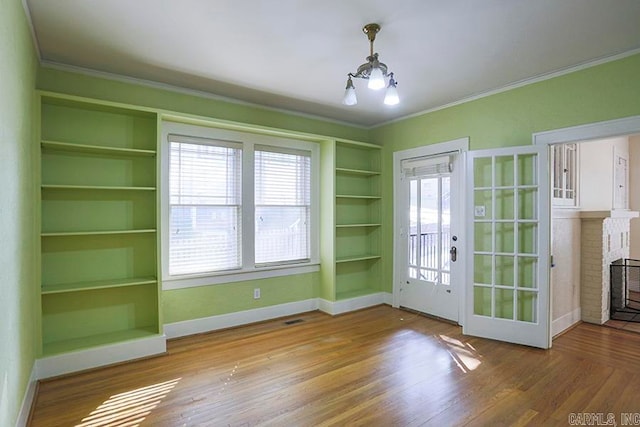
(579, 210, 639, 219)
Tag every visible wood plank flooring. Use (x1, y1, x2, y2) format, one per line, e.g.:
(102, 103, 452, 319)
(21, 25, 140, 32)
(29, 306, 640, 426)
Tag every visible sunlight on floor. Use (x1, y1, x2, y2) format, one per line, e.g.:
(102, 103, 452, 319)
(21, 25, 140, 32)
(75, 378, 180, 427)
(438, 335, 482, 373)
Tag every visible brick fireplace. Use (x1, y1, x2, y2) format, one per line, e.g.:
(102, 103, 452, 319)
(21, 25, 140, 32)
(580, 210, 638, 324)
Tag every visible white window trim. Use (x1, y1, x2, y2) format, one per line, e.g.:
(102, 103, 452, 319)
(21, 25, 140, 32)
(160, 121, 320, 290)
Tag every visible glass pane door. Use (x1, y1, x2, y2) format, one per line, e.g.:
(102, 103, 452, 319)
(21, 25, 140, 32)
(465, 145, 550, 348)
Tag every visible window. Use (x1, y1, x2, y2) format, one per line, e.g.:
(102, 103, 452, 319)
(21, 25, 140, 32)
(551, 143, 578, 207)
(169, 138, 242, 275)
(255, 147, 311, 265)
(161, 122, 319, 289)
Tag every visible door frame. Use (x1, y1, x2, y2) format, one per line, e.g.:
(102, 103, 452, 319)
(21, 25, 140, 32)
(392, 137, 469, 325)
(533, 115, 640, 338)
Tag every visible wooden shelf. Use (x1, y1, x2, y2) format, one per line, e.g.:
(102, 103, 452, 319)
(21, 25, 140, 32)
(42, 140, 156, 157)
(336, 223, 381, 228)
(42, 277, 157, 295)
(42, 327, 159, 356)
(42, 184, 156, 191)
(335, 195, 381, 200)
(335, 167, 380, 176)
(336, 254, 381, 264)
(41, 229, 156, 237)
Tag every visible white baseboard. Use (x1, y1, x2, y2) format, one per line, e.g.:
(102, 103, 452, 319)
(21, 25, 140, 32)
(14, 363, 38, 427)
(31, 294, 392, 382)
(318, 292, 392, 316)
(552, 307, 582, 337)
(36, 334, 167, 380)
(164, 299, 319, 339)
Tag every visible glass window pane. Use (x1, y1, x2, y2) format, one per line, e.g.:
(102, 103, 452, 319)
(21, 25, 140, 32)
(474, 190, 492, 220)
(420, 178, 439, 270)
(255, 206, 309, 264)
(495, 189, 515, 220)
(518, 188, 537, 220)
(169, 141, 242, 275)
(518, 223, 537, 254)
(517, 290, 538, 322)
(255, 149, 311, 264)
(517, 154, 537, 186)
(495, 222, 515, 254)
(474, 286, 492, 316)
(495, 255, 515, 287)
(474, 222, 492, 252)
(409, 179, 418, 268)
(495, 288, 514, 320)
(474, 255, 492, 285)
(518, 257, 537, 289)
(495, 156, 514, 187)
(169, 206, 241, 275)
(474, 157, 493, 188)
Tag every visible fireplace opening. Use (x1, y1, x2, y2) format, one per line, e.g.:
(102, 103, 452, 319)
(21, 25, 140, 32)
(610, 258, 640, 322)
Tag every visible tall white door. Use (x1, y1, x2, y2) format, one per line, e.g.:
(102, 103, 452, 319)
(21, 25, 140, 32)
(464, 145, 550, 349)
(398, 153, 462, 322)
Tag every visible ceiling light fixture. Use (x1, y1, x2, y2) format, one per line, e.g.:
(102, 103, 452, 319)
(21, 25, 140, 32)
(343, 23, 399, 107)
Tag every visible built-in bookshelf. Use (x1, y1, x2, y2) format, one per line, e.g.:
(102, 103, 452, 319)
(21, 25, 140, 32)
(321, 140, 383, 301)
(39, 93, 160, 356)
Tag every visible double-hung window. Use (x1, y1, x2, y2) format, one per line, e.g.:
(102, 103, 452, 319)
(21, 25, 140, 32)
(169, 137, 242, 275)
(255, 146, 311, 265)
(162, 122, 319, 289)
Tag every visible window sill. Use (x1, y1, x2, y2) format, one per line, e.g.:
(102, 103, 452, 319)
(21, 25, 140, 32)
(162, 262, 320, 290)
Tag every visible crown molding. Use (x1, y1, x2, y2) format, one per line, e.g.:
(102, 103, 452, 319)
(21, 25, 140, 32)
(372, 47, 640, 129)
(39, 60, 369, 130)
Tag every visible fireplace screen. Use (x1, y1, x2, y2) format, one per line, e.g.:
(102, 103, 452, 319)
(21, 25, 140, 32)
(610, 258, 640, 322)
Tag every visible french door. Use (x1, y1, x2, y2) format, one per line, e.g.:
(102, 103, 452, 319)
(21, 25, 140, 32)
(464, 145, 550, 348)
(398, 153, 462, 322)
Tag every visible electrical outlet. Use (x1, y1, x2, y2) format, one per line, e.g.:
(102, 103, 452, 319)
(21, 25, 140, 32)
(253, 288, 261, 299)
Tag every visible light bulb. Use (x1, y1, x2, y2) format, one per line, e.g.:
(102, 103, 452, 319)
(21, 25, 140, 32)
(342, 77, 358, 106)
(343, 87, 357, 106)
(384, 78, 399, 106)
(368, 67, 385, 90)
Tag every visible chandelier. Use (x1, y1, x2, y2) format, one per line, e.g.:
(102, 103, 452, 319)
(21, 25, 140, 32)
(342, 23, 399, 106)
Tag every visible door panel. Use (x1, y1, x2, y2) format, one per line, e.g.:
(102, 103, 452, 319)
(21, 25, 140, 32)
(400, 155, 460, 322)
(465, 145, 550, 348)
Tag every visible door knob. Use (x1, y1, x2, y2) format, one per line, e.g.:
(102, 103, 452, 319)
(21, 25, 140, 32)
(450, 246, 457, 262)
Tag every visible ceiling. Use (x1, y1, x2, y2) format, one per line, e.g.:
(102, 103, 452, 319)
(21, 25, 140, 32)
(25, 0, 640, 128)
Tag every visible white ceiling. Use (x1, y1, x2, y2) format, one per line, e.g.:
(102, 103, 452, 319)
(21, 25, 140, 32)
(26, 0, 640, 127)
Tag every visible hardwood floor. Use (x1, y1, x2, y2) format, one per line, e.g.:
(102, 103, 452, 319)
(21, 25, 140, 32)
(29, 306, 640, 426)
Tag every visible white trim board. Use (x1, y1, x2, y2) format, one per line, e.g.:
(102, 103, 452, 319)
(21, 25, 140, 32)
(533, 115, 640, 145)
(552, 308, 582, 337)
(318, 293, 392, 316)
(36, 334, 167, 380)
(164, 293, 393, 339)
(164, 299, 319, 339)
(14, 364, 38, 427)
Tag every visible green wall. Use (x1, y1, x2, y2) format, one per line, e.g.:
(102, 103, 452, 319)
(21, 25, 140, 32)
(37, 67, 371, 143)
(164, 274, 318, 324)
(0, 0, 38, 425)
(36, 63, 370, 326)
(373, 53, 640, 292)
